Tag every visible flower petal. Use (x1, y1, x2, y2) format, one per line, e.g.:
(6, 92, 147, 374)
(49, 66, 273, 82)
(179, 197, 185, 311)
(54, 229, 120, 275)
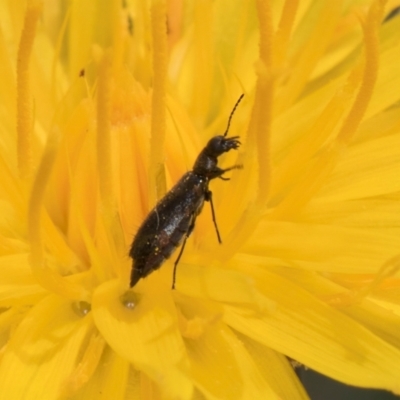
(225, 267, 400, 393)
(72, 349, 133, 400)
(92, 279, 192, 400)
(235, 331, 309, 400)
(0, 295, 92, 398)
(0, 254, 46, 307)
(246, 220, 399, 273)
(316, 133, 400, 201)
(176, 262, 265, 309)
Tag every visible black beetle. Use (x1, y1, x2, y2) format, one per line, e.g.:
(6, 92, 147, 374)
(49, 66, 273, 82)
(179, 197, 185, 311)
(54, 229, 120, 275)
(130, 94, 244, 289)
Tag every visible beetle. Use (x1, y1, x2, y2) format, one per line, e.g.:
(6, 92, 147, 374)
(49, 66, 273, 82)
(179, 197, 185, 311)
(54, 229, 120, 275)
(130, 94, 244, 289)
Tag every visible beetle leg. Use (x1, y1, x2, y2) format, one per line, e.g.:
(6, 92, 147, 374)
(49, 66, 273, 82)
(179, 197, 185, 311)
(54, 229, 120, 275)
(205, 190, 222, 244)
(172, 238, 187, 289)
(222, 164, 243, 175)
(172, 214, 197, 289)
(211, 164, 242, 180)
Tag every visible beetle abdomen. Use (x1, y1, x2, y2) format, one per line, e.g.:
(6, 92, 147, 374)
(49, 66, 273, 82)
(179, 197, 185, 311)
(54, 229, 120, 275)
(130, 172, 206, 287)
(130, 216, 193, 286)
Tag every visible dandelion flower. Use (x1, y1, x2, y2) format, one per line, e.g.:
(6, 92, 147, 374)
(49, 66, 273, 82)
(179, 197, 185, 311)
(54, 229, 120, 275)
(0, 0, 400, 399)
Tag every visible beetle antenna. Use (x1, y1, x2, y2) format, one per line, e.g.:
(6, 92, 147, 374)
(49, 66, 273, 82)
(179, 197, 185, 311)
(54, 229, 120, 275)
(223, 94, 244, 137)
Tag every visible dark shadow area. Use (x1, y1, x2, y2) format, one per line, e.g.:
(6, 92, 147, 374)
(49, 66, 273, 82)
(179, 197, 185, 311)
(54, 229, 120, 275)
(296, 367, 400, 400)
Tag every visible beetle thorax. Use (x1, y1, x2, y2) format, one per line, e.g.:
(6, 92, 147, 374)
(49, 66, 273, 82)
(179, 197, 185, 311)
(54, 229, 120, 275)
(192, 149, 218, 177)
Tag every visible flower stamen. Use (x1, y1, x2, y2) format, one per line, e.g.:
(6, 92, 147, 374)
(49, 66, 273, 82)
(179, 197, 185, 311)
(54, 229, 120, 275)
(215, 0, 273, 259)
(16, 1, 42, 179)
(96, 52, 127, 271)
(254, 0, 273, 206)
(274, 0, 299, 67)
(336, 0, 385, 145)
(149, 0, 168, 206)
(97, 51, 114, 212)
(231, 0, 273, 240)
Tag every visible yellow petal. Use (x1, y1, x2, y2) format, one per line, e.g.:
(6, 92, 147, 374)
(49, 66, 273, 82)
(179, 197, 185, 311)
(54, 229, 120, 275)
(317, 133, 400, 201)
(176, 262, 265, 309)
(0, 254, 45, 307)
(246, 220, 399, 273)
(92, 279, 192, 400)
(0, 295, 92, 399)
(235, 331, 309, 400)
(225, 268, 400, 393)
(68, 348, 132, 400)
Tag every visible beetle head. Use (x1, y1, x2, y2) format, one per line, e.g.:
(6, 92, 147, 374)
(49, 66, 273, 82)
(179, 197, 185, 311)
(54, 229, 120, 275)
(205, 135, 241, 157)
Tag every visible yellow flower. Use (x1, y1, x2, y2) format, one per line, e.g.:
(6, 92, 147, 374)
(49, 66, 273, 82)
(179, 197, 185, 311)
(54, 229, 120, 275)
(0, 0, 400, 399)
